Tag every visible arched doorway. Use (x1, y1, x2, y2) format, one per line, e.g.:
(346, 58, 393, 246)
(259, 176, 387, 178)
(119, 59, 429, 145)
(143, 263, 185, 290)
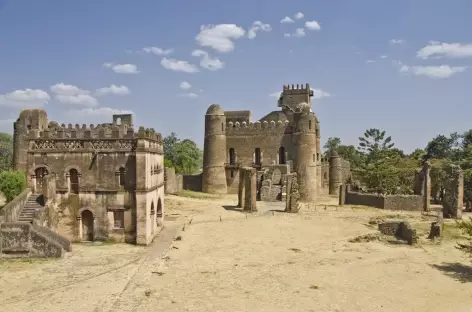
(81, 210, 94, 241)
(150, 201, 155, 230)
(35, 167, 48, 192)
(156, 198, 163, 225)
(279, 147, 286, 164)
(229, 148, 236, 164)
(254, 148, 261, 167)
(69, 169, 79, 194)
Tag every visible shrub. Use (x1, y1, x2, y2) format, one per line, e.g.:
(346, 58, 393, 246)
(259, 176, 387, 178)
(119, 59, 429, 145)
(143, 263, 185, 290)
(0, 171, 27, 202)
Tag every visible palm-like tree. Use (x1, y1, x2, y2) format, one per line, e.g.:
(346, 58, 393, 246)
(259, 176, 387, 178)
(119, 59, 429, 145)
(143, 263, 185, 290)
(358, 128, 394, 153)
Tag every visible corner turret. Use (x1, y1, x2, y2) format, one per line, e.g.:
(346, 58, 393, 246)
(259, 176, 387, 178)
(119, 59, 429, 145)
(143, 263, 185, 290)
(202, 104, 227, 194)
(278, 83, 313, 113)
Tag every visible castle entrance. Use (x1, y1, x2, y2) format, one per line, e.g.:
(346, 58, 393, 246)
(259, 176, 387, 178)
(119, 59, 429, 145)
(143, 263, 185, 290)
(81, 210, 94, 241)
(34, 167, 48, 193)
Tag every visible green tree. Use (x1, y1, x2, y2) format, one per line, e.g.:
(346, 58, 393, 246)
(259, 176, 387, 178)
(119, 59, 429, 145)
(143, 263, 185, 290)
(0, 132, 13, 172)
(323, 137, 341, 153)
(358, 128, 394, 153)
(426, 133, 461, 160)
(456, 217, 472, 257)
(0, 170, 26, 202)
(163, 133, 202, 174)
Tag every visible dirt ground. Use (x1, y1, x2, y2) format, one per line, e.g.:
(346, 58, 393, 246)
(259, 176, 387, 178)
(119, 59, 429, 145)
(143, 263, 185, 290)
(1, 194, 472, 312)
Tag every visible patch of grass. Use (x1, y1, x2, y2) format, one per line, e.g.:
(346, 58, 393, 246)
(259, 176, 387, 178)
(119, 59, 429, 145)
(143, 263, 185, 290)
(0, 257, 53, 267)
(309, 284, 320, 290)
(177, 190, 222, 200)
(349, 233, 381, 243)
(288, 248, 302, 253)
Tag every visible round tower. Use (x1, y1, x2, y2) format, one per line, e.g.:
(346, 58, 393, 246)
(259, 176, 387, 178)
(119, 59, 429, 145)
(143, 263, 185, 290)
(329, 150, 342, 195)
(293, 103, 317, 201)
(202, 104, 227, 194)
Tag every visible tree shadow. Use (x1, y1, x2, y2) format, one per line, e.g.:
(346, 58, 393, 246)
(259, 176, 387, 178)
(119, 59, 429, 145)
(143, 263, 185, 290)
(222, 205, 244, 212)
(429, 262, 472, 283)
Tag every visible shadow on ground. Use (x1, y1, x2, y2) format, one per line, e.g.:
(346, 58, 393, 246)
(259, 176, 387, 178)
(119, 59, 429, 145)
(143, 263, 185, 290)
(430, 262, 472, 283)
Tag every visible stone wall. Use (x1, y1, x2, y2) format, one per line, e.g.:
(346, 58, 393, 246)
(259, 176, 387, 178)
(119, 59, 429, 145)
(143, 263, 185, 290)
(0, 222, 65, 258)
(260, 164, 290, 202)
(0, 188, 31, 222)
(285, 173, 300, 213)
(342, 186, 423, 211)
(182, 173, 203, 192)
(164, 167, 183, 195)
(237, 167, 257, 212)
(378, 221, 418, 245)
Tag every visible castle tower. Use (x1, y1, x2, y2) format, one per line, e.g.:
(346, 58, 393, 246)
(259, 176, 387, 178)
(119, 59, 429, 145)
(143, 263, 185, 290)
(13, 109, 48, 174)
(278, 83, 314, 114)
(202, 104, 227, 194)
(329, 151, 342, 195)
(293, 103, 317, 201)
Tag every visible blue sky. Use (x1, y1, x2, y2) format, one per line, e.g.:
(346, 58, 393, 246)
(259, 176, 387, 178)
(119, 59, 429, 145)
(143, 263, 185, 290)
(0, 0, 471, 153)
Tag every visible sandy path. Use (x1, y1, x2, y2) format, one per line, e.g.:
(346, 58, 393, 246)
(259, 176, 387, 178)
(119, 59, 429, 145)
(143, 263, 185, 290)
(1, 195, 472, 312)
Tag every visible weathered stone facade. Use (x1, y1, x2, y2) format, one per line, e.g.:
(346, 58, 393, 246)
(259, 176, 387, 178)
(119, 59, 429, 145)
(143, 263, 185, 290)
(442, 164, 464, 219)
(201, 83, 350, 202)
(12, 109, 165, 245)
(237, 167, 257, 212)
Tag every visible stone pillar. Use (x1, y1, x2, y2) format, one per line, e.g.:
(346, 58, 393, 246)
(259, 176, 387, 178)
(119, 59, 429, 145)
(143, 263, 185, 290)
(442, 165, 464, 219)
(243, 168, 257, 212)
(338, 185, 346, 205)
(329, 151, 342, 196)
(422, 161, 431, 212)
(237, 169, 245, 208)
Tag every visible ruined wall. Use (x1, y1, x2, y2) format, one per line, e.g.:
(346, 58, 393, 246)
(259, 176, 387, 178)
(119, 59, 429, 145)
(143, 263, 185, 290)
(164, 167, 183, 195)
(1, 188, 31, 222)
(0, 222, 65, 258)
(260, 165, 290, 202)
(443, 164, 464, 219)
(183, 173, 203, 192)
(285, 173, 300, 213)
(343, 187, 423, 211)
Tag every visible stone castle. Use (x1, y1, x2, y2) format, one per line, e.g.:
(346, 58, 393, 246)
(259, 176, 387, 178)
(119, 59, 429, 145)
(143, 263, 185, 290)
(199, 83, 351, 201)
(9, 109, 164, 246)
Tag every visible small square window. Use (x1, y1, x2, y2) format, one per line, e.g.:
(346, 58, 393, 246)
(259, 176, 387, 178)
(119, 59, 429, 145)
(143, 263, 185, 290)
(113, 211, 124, 229)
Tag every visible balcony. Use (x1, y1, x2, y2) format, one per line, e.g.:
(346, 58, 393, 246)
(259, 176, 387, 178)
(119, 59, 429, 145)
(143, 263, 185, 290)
(252, 162, 262, 170)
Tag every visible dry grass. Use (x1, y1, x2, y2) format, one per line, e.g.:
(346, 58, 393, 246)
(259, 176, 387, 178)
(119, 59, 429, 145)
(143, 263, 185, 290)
(1, 195, 472, 312)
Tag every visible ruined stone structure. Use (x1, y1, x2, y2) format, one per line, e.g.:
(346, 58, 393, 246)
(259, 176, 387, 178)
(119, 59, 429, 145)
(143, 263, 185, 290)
(200, 83, 350, 202)
(285, 172, 301, 213)
(442, 164, 464, 219)
(10, 109, 165, 245)
(237, 167, 257, 212)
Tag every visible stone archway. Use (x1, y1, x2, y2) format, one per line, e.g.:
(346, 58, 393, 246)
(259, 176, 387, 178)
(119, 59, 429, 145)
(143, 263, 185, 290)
(34, 167, 49, 192)
(156, 198, 163, 226)
(81, 209, 94, 241)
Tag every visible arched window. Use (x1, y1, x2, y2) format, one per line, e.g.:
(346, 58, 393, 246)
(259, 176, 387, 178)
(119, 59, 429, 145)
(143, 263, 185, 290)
(35, 167, 48, 192)
(116, 117, 122, 125)
(221, 123, 224, 131)
(323, 172, 328, 180)
(69, 169, 79, 194)
(254, 148, 261, 166)
(229, 148, 236, 164)
(309, 120, 312, 129)
(279, 147, 286, 164)
(119, 167, 126, 186)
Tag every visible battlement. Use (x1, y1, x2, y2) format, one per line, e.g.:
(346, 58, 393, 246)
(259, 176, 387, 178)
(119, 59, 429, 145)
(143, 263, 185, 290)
(30, 122, 162, 143)
(225, 120, 290, 136)
(282, 83, 314, 96)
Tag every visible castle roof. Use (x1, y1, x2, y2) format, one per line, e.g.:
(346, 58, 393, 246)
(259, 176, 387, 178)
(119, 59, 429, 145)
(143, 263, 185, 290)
(206, 104, 224, 115)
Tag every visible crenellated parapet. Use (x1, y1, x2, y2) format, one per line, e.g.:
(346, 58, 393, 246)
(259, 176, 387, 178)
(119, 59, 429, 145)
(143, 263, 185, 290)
(226, 120, 290, 136)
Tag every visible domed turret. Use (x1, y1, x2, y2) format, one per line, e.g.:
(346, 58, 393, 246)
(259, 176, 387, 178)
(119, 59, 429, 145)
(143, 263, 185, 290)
(202, 104, 228, 194)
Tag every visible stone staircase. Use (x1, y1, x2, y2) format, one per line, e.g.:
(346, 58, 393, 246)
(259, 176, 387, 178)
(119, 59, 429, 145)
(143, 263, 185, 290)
(18, 194, 44, 223)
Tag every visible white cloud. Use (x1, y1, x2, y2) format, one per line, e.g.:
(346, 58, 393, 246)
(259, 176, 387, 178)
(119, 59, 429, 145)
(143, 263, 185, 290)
(311, 88, 331, 99)
(191, 49, 224, 71)
(180, 81, 192, 90)
(280, 16, 294, 23)
(95, 85, 130, 96)
(269, 91, 282, 98)
(50, 83, 98, 107)
(284, 33, 291, 37)
(66, 107, 134, 117)
(161, 57, 199, 73)
(195, 24, 245, 53)
(398, 63, 467, 79)
(247, 21, 272, 39)
(0, 88, 50, 108)
(417, 41, 472, 59)
(0, 118, 15, 133)
(305, 20, 321, 31)
(366, 59, 376, 64)
(380, 55, 388, 59)
(294, 12, 304, 20)
(103, 63, 139, 74)
(142, 46, 174, 55)
(179, 92, 198, 98)
(294, 28, 306, 38)
(389, 39, 405, 45)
